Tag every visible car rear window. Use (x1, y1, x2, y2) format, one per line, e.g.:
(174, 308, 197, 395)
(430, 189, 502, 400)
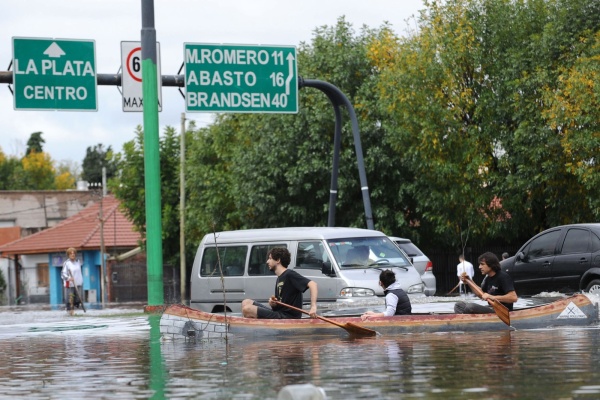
(593, 233, 600, 252)
(561, 229, 590, 254)
(395, 242, 424, 257)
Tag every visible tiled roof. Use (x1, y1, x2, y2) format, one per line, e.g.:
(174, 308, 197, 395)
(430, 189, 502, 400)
(0, 195, 142, 255)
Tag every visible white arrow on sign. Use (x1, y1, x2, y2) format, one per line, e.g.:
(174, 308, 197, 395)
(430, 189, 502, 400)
(285, 52, 295, 96)
(43, 42, 65, 58)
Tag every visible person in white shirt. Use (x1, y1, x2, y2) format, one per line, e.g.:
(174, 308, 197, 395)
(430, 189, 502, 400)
(61, 247, 83, 315)
(456, 254, 474, 294)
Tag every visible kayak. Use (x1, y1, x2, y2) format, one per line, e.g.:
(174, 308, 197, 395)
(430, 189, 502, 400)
(160, 294, 598, 340)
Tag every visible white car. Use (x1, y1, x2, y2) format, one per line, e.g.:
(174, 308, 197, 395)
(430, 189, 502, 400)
(390, 237, 436, 296)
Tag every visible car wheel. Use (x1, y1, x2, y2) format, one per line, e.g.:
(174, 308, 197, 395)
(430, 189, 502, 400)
(585, 279, 600, 295)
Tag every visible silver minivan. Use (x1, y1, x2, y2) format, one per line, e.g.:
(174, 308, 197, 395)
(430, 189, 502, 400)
(389, 236, 436, 296)
(190, 227, 426, 313)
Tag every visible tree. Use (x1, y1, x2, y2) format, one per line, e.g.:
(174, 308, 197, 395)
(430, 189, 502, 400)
(544, 31, 600, 216)
(2, 146, 75, 190)
(81, 144, 117, 184)
(20, 151, 55, 190)
(184, 18, 405, 245)
(0, 148, 21, 190)
(109, 126, 181, 265)
(370, 0, 600, 245)
(116, 1, 600, 256)
(26, 132, 45, 155)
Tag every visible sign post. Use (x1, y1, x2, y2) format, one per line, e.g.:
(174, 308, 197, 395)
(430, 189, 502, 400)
(121, 41, 162, 112)
(12, 37, 97, 110)
(184, 43, 298, 113)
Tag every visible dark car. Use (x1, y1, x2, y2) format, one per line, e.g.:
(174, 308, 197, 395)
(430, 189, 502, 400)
(501, 223, 600, 296)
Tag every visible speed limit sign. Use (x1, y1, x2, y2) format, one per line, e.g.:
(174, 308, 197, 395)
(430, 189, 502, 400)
(121, 41, 162, 112)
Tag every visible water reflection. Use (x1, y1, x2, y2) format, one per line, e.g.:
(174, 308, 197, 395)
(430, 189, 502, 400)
(0, 314, 599, 399)
(159, 328, 600, 399)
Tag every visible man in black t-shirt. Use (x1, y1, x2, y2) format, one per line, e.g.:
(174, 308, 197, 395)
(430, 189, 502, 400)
(241, 247, 318, 319)
(454, 252, 518, 314)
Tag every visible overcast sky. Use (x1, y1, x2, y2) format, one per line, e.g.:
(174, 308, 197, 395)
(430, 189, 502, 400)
(1, 1, 425, 165)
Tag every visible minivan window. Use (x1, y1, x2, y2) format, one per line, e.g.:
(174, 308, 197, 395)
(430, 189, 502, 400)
(200, 246, 247, 277)
(561, 229, 590, 254)
(248, 244, 286, 276)
(296, 241, 327, 270)
(327, 236, 411, 268)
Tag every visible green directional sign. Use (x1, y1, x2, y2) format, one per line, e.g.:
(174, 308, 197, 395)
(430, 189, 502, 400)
(184, 43, 298, 113)
(12, 37, 97, 111)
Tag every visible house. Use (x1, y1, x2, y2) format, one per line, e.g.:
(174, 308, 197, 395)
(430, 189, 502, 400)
(0, 195, 142, 307)
(0, 190, 98, 234)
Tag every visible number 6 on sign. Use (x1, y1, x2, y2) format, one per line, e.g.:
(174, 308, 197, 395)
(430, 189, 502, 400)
(120, 41, 162, 112)
(127, 48, 142, 82)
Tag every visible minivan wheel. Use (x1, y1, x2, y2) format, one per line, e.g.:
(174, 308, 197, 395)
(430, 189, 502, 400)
(585, 279, 600, 295)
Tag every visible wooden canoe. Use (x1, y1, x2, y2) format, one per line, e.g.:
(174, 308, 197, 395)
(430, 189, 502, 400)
(160, 294, 599, 340)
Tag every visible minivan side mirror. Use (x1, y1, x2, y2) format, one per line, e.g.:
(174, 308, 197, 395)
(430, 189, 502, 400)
(516, 251, 526, 262)
(321, 261, 335, 277)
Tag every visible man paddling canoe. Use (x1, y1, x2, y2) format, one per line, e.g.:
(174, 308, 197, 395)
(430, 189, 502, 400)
(454, 252, 518, 315)
(242, 247, 318, 319)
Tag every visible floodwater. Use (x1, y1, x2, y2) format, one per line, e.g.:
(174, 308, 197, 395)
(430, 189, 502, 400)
(1, 296, 599, 399)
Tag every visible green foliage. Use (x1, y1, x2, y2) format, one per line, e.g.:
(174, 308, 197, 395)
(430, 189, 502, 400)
(81, 144, 117, 184)
(25, 132, 45, 155)
(20, 151, 56, 190)
(372, 0, 600, 245)
(0, 146, 77, 190)
(0, 150, 21, 190)
(544, 30, 600, 216)
(114, 0, 600, 255)
(184, 18, 408, 245)
(109, 126, 181, 265)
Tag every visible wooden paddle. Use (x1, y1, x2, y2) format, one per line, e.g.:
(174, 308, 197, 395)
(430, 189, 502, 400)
(462, 276, 509, 326)
(273, 300, 377, 337)
(446, 281, 461, 295)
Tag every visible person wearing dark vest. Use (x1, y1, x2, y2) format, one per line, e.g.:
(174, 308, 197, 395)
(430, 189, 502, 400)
(360, 269, 411, 320)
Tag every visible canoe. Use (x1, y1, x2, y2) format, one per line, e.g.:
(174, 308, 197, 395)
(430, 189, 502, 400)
(160, 294, 599, 340)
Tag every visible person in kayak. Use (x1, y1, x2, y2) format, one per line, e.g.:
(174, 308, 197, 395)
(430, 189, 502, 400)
(360, 269, 412, 320)
(454, 251, 518, 314)
(242, 247, 318, 319)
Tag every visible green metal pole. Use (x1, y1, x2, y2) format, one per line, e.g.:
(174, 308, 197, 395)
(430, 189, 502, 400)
(148, 315, 166, 398)
(141, 0, 163, 305)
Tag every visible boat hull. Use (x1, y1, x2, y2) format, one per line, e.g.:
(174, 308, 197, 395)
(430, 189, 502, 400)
(160, 294, 598, 340)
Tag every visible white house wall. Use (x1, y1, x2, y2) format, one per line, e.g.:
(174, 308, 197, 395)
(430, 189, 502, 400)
(21, 254, 50, 301)
(0, 191, 97, 232)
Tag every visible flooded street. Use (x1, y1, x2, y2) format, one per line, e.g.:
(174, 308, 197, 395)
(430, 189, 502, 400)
(1, 296, 599, 399)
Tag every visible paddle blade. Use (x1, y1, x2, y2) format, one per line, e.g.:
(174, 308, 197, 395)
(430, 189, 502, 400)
(344, 322, 378, 337)
(490, 299, 510, 326)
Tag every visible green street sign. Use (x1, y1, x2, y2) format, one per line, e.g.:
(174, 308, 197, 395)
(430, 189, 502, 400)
(12, 37, 97, 111)
(184, 43, 298, 113)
